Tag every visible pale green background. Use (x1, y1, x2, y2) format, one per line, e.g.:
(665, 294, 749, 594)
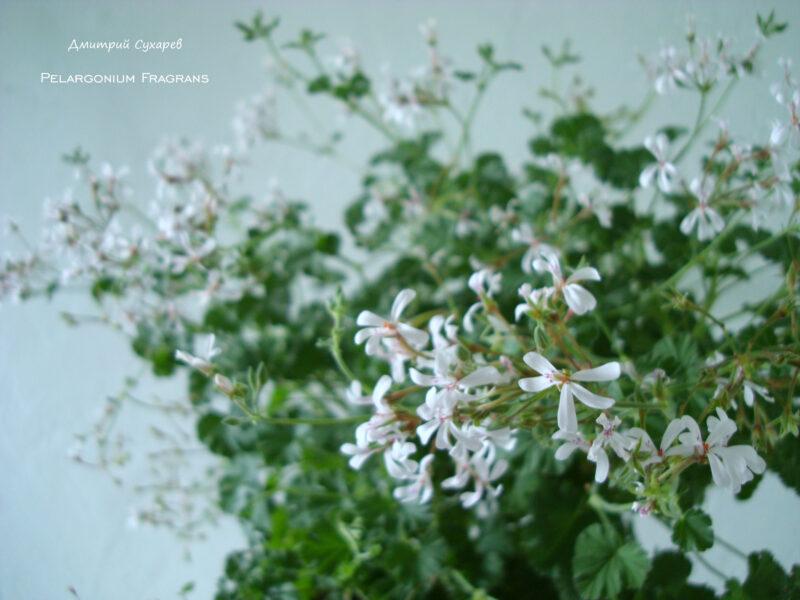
(1, 1, 799, 599)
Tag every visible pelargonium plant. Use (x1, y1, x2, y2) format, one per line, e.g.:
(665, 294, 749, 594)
(3, 9, 800, 599)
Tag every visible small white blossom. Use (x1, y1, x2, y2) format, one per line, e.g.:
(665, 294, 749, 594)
(175, 334, 220, 376)
(464, 268, 502, 332)
(639, 134, 678, 193)
(352, 375, 399, 448)
(443, 442, 508, 509)
(393, 454, 435, 504)
(345, 380, 372, 405)
(383, 439, 419, 479)
(588, 414, 635, 483)
(651, 46, 689, 95)
(519, 352, 619, 431)
(355, 289, 429, 355)
(380, 80, 422, 130)
(213, 374, 235, 396)
(627, 416, 693, 467)
(671, 408, 766, 493)
(770, 85, 800, 148)
(514, 283, 555, 321)
(680, 177, 725, 241)
(511, 223, 557, 274)
(413, 354, 501, 449)
(533, 253, 600, 315)
(341, 441, 378, 470)
(714, 367, 774, 409)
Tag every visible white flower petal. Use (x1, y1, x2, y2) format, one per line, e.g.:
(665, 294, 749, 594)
(522, 352, 557, 375)
(563, 283, 596, 315)
(416, 419, 439, 445)
(557, 385, 578, 432)
(390, 289, 416, 321)
(397, 323, 429, 348)
(460, 366, 501, 389)
(570, 383, 615, 409)
(519, 375, 553, 393)
(572, 362, 620, 382)
(568, 267, 601, 283)
(356, 310, 384, 327)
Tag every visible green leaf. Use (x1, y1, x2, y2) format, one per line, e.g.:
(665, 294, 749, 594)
(672, 508, 714, 552)
(641, 551, 717, 599)
(307, 75, 331, 94)
(314, 232, 340, 255)
(723, 551, 800, 600)
(234, 12, 280, 41)
(757, 11, 788, 38)
(62, 146, 90, 165)
(178, 581, 195, 597)
(572, 523, 651, 600)
(768, 435, 800, 496)
(283, 28, 325, 51)
(541, 40, 580, 67)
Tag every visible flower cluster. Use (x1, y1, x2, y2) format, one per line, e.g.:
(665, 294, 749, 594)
(344, 249, 768, 515)
(3, 10, 798, 596)
(639, 60, 799, 243)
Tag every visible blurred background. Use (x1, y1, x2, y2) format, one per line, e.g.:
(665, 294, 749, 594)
(1, 1, 799, 598)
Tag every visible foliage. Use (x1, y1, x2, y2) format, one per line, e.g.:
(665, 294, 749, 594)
(1, 10, 799, 600)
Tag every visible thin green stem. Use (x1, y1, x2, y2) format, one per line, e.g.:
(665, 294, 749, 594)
(261, 415, 364, 426)
(693, 551, 729, 582)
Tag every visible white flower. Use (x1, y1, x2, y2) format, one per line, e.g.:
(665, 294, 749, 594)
(413, 355, 501, 449)
(770, 86, 800, 149)
(627, 416, 693, 467)
(671, 408, 766, 493)
(514, 283, 555, 321)
(552, 415, 633, 483)
(742, 379, 773, 407)
(380, 80, 422, 130)
(393, 454, 435, 504)
(744, 187, 772, 232)
(345, 380, 372, 405)
(329, 42, 361, 78)
(419, 18, 438, 46)
(415, 388, 460, 449)
(448, 423, 488, 462)
(511, 223, 557, 274)
(213, 374, 235, 395)
(652, 46, 689, 95)
(519, 352, 619, 431)
(443, 442, 508, 509)
(169, 232, 216, 274)
(577, 192, 613, 228)
(175, 334, 220, 376)
(353, 375, 398, 446)
(533, 253, 601, 315)
(714, 367, 774, 409)
(468, 267, 502, 298)
(383, 439, 419, 479)
(639, 134, 678, 193)
(632, 501, 655, 517)
(232, 89, 278, 150)
(552, 427, 593, 466)
(355, 289, 429, 355)
(588, 414, 634, 482)
(428, 314, 458, 351)
(341, 441, 378, 470)
(411, 352, 501, 405)
(464, 268, 502, 332)
(371, 337, 414, 383)
(680, 177, 725, 241)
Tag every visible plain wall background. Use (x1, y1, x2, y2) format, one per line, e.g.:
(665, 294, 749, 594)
(1, 1, 799, 598)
